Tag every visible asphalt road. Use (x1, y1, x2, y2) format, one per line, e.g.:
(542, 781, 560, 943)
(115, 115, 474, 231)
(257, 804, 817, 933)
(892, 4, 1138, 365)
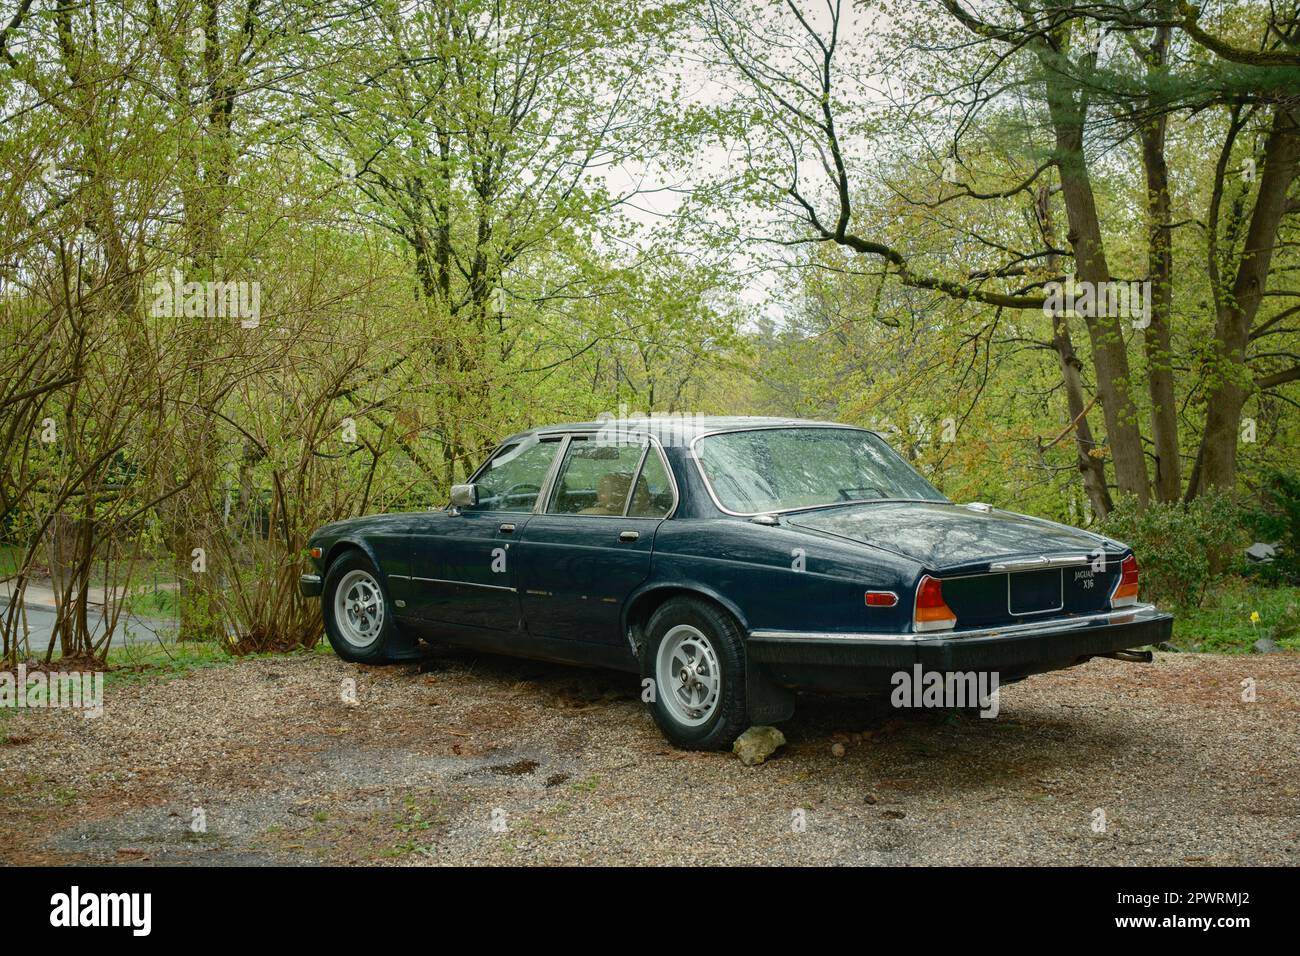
(0, 602, 174, 650)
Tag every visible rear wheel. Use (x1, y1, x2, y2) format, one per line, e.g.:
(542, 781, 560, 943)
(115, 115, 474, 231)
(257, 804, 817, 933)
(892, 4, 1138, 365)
(643, 597, 749, 750)
(323, 551, 397, 664)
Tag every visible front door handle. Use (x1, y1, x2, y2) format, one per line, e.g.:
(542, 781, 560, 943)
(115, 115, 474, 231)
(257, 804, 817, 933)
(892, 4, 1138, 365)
(618, 530, 640, 542)
(499, 523, 516, 534)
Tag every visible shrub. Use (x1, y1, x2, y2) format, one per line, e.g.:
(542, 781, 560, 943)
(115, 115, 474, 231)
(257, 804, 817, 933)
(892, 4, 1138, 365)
(1097, 490, 1247, 608)
(1271, 601, 1300, 643)
(1243, 470, 1300, 585)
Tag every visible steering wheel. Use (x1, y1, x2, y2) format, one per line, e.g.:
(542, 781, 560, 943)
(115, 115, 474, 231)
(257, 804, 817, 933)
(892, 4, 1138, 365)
(501, 482, 542, 504)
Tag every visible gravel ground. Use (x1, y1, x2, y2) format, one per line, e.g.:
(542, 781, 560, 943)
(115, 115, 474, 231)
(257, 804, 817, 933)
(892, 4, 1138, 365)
(1, 647, 1297, 866)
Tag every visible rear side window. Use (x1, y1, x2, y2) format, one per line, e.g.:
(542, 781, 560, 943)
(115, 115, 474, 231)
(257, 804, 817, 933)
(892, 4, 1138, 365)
(628, 448, 674, 518)
(548, 439, 645, 515)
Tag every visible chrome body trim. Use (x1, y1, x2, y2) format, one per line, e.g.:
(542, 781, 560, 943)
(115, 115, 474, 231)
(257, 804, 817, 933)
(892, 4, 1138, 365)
(749, 603, 1167, 647)
(411, 576, 516, 593)
(1005, 567, 1064, 616)
(988, 554, 1089, 573)
(863, 590, 899, 607)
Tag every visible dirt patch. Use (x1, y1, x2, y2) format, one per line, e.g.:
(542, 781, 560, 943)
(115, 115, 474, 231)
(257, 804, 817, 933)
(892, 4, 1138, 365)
(489, 759, 540, 777)
(1, 648, 1297, 865)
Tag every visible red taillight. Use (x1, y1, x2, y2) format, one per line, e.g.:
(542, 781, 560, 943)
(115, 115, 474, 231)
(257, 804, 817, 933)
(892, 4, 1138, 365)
(1111, 554, 1139, 607)
(865, 591, 898, 607)
(309, 546, 322, 559)
(913, 575, 956, 632)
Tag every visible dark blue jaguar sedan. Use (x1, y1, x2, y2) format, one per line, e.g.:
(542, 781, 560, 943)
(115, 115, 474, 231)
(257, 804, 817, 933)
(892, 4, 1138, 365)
(301, 417, 1172, 749)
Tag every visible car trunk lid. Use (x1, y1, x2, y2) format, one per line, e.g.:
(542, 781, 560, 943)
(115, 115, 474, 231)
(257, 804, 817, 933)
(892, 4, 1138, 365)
(784, 501, 1123, 624)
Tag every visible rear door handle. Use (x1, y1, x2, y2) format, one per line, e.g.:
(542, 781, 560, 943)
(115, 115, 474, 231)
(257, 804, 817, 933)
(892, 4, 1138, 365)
(618, 530, 640, 542)
(499, 523, 516, 534)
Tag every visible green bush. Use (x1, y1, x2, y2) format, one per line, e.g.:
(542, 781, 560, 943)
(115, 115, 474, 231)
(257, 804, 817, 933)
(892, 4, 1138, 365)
(1243, 469, 1300, 585)
(1097, 490, 1247, 608)
(1170, 579, 1300, 652)
(1272, 601, 1300, 642)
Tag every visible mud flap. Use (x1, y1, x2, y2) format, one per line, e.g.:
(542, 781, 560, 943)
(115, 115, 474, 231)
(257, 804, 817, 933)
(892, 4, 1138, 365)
(383, 624, 423, 663)
(746, 656, 795, 724)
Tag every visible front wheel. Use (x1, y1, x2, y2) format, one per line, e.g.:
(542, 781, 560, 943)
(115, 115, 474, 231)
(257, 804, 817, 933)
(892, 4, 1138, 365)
(642, 597, 749, 750)
(323, 551, 398, 664)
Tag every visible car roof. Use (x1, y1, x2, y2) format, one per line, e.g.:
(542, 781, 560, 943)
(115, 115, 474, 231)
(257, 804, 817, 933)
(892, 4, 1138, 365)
(498, 416, 876, 445)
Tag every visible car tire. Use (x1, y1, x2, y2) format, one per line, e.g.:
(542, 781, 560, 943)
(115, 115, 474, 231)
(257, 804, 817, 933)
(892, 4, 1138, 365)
(322, 550, 399, 664)
(642, 597, 749, 750)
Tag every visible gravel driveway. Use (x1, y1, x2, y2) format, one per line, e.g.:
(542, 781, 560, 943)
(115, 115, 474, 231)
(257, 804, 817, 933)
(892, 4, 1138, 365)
(2, 648, 1297, 865)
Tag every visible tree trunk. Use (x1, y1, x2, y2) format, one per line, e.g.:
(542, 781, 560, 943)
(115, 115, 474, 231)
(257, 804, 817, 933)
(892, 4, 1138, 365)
(1139, 22, 1182, 502)
(1042, 66, 1151, 505)
(1036, 184, 1112, 516)
(1200, 107, 1300, 490)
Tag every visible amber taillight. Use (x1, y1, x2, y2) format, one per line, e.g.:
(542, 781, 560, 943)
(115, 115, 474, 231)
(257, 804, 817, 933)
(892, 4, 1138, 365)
(1110, 554, 1139, 607)
(913, 575, 957, 632)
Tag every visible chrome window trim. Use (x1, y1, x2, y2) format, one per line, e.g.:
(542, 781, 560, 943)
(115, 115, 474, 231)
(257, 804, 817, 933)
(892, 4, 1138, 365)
(687, 424, 947, 518)
(537, 430, 679, 519)
(623, 444, 651, 515)
(535, 434, 574, 515)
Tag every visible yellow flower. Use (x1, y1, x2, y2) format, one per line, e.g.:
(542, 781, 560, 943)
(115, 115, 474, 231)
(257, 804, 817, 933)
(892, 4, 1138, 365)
(1250, 611, 1261, 624)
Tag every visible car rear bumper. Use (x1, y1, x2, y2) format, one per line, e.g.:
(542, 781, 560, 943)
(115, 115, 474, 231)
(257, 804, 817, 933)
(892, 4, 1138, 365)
(747, 603, 1173, 693)
(300, 573, 323, 598)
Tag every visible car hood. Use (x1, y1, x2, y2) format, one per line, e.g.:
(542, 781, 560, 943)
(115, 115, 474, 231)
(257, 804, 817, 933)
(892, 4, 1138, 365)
(783, 501, 1111, 571)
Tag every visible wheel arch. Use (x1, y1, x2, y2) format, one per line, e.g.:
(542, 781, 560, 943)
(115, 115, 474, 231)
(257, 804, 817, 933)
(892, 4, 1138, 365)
(622, 582, 751, 649)
(626, 581, 795, 740)
(318, 535, 390, 595)
(320, 538, 420, 663)
(323, 538, 384, 579)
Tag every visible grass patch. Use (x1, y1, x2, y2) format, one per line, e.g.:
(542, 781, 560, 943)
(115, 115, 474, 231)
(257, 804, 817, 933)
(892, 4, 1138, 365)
(1167, 577, 1300, 653)
(102, 642, 236, 687)
(124, 587, 179, 619)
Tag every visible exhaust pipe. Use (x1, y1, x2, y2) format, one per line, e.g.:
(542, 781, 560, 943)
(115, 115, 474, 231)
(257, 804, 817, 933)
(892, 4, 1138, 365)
(1101, 649, 1153, 664)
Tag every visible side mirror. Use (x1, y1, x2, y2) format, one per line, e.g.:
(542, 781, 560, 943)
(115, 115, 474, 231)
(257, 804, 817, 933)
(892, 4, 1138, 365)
(449, 483, 478, 509)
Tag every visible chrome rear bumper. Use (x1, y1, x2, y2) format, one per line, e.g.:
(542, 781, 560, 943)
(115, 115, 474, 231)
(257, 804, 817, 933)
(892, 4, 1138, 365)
(749, 603, 1168, 647)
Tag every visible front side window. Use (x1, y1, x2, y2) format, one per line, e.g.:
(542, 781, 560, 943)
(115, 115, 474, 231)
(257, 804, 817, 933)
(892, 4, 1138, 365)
(466, 438, 560, 513)
(694, 427, 945, 514)
(548, 438, 645, 515)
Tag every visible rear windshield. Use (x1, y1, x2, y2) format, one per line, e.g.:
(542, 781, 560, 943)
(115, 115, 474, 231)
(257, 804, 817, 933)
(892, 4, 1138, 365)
(694, 427, 945, 514)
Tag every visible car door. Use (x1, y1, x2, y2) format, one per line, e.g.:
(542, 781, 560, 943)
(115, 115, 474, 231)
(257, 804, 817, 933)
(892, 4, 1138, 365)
(410, 435, 563, 632)
(516, 434, 676, 645)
